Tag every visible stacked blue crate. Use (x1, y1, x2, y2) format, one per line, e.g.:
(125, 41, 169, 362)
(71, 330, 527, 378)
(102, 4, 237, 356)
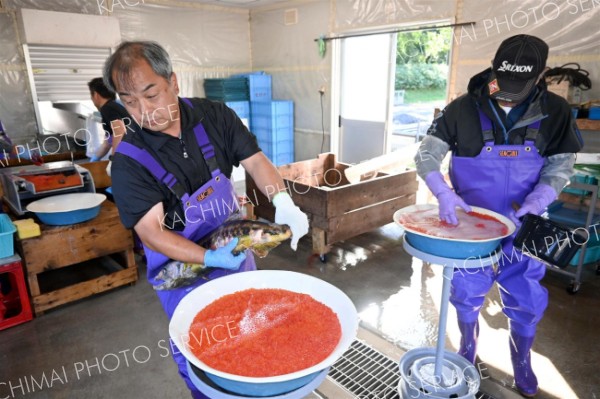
(231, 72, 272, 102)
(225, 101, 250, 128)
(251, 100, 294, 166)
(203, 78, 249, 101)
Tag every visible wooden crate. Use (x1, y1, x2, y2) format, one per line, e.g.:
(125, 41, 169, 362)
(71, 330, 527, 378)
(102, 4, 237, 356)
(16, 201, 137, 315)
(246, 153, 418, 255)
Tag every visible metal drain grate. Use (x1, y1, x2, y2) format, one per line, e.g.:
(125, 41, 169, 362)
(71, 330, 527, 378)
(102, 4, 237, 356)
(327, 340, 496, 399)
(329, 340, 401, 399)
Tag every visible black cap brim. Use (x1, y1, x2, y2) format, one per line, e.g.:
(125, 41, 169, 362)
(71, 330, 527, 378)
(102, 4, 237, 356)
(488, 71, 537, 103)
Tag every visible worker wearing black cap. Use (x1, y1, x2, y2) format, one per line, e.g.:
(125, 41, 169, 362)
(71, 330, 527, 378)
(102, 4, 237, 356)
(415, 34, 582, 397)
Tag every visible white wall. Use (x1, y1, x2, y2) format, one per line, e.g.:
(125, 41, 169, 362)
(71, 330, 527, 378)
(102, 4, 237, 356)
(1, 0, 599, 148)
(251, 1, 332, 162)
(113, 3, 252, 98)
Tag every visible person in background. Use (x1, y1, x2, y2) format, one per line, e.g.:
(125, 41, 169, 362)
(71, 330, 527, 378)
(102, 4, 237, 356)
(87, 77, 133, 161)
(415, 34, 582, 397)
(0, 120, 14, 158)
(103, 41, 309, 398)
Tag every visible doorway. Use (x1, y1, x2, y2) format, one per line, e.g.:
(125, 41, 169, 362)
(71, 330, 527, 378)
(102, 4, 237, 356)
(337, 33, 395, 164)
(334, 25, 452, 163)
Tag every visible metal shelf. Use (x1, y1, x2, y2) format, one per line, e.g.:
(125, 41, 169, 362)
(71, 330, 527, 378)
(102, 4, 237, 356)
(548, 181, 599, 293)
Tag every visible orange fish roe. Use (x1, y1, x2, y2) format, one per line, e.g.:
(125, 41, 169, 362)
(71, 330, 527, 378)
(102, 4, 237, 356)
(188, 288, 341, 377)
(398, 208, 508, 239)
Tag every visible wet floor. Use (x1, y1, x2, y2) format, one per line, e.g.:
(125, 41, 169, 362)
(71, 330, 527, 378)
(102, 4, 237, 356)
(1, 219, 598, 398)
(261, 221, 600, 399)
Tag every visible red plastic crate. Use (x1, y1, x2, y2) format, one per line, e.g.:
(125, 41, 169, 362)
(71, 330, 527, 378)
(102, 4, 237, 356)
(0, 255, 33, 330)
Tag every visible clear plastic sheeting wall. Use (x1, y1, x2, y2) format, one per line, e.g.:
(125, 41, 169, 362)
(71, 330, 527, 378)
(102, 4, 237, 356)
(451, 0, 600, 101)
(251, 1, 331, 161)
(0, 11, 37, 143)
(113, 3, 252, 98)
(333, 0, 456, 32)
(3, 0, 102, 15)
(0, 0, 101, 143)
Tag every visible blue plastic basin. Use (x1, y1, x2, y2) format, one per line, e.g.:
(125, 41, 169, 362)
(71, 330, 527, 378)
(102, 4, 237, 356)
(34, 206, 101, 226)
(405, 231, 502, 259)
(26, 193, 106, 226)
(204, 369, 322, 397)
(394, 204, 515, 259)
(187, 362, 329, 398)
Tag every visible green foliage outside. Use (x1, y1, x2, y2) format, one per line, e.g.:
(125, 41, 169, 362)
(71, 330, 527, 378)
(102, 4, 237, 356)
(395, 64, 448, 90)
(395, 28, 451, 92)
(404, 88, 446, 104)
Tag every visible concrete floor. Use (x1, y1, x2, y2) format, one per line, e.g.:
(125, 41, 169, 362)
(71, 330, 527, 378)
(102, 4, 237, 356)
(1, 221, 599, 399)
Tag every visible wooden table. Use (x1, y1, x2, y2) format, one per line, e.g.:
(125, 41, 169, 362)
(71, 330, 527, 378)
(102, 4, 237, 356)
(16, 201, 138, 315)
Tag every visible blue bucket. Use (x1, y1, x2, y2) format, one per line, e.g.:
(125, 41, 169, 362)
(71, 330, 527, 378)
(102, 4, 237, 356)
(394, 204, 515, 259)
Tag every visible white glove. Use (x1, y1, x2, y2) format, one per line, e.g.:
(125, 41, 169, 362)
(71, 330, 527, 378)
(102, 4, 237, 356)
(106, 160, 112, 177)
(273, 192, 309, 250)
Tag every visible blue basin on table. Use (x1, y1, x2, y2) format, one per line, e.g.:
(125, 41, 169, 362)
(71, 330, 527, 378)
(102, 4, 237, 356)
(26, 193, 107, 226)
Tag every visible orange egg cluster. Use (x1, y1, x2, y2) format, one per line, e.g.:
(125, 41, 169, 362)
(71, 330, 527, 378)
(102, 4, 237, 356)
(188, 288, 341, 377)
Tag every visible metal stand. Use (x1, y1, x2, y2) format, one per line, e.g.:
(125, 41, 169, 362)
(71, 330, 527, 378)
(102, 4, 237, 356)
(397, 236, 498, 398)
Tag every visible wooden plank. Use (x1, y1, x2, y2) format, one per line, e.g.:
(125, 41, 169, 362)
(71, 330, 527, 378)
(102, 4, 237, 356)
(245, 173, 273, 215)
(311, 227, 329, 255)
(32, 266, 138, 315)
(313, 194, 416, 244)
(344, 150, 418, 184)
(25, 266, 41, 297)
(253, 201, 275, 222)
(576, 119, 600, 131)
(79, 160, 111, 189)
(326, 174, 418, 217)
(109, 248, 137, 271)
(276, 153, 336, 186)
(19, 202, 133, 273)
(245, 171, 328, 218)
(559, 191, 600, 210)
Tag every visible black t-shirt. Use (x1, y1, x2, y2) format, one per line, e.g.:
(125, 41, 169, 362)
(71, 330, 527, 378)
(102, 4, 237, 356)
(99, 99, 132, 138)
(112, 97, 261, 230)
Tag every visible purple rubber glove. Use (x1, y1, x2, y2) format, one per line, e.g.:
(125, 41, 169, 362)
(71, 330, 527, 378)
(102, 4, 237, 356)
(510, 184, 557, 227)
(204, 238, 246, 270)
(425, 171, 471, 225)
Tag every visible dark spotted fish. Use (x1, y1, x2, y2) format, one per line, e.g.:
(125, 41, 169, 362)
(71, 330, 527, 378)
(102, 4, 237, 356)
(154, 220, 292, 290)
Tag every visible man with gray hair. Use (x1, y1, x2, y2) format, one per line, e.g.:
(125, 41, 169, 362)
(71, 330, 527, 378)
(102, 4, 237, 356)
(104, 41, 309, 398)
